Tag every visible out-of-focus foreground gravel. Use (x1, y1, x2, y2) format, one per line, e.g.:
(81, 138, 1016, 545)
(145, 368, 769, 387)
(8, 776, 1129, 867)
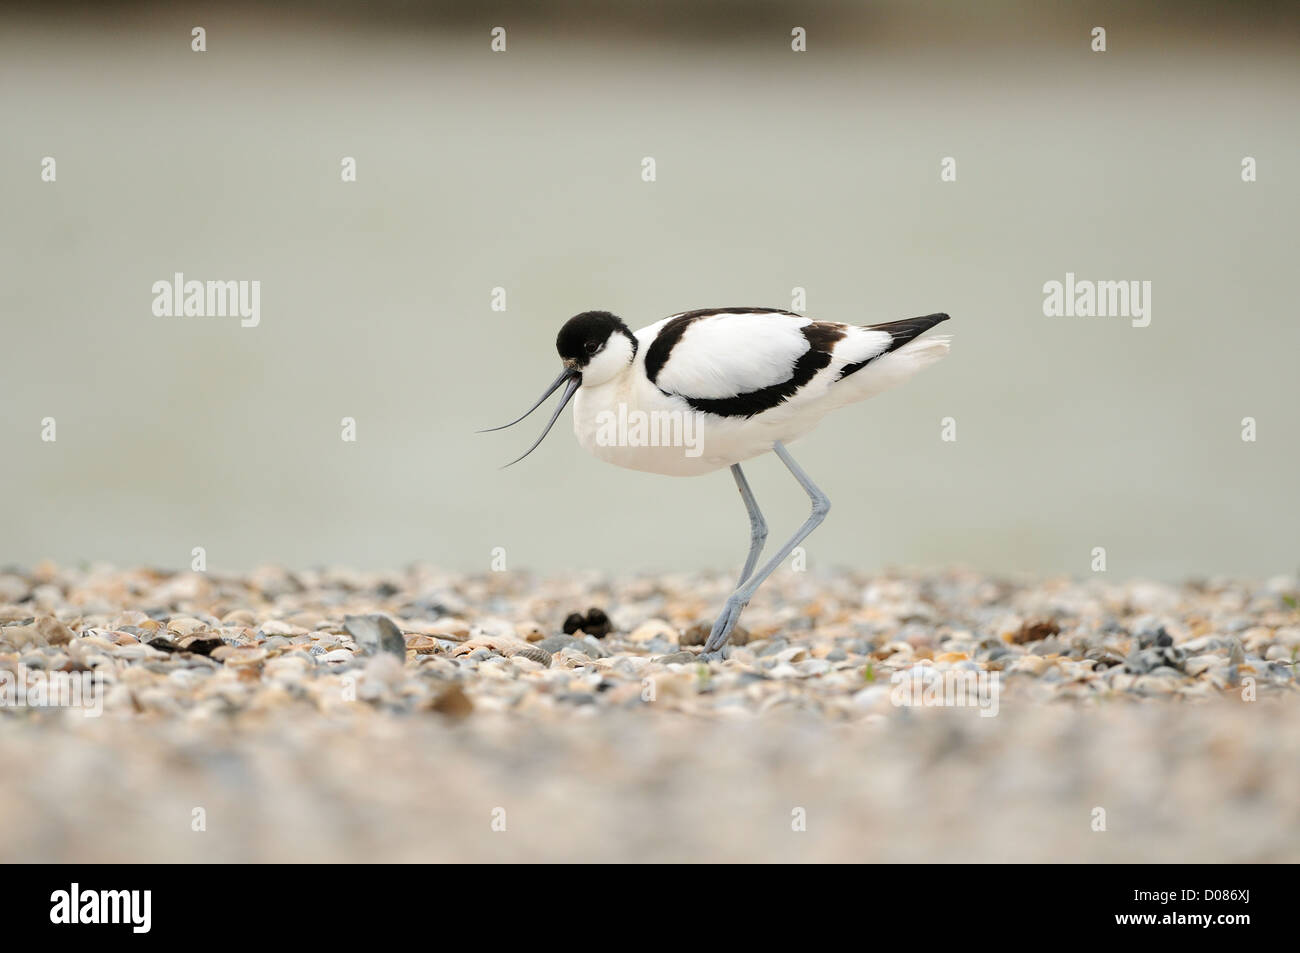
(2, 563, 1298, 862)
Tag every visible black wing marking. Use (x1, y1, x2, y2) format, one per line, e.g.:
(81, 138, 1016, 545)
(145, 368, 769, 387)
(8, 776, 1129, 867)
(658, 321, 846, 419)
(644, 308, 802, 385)
(838, 312, 950, 380)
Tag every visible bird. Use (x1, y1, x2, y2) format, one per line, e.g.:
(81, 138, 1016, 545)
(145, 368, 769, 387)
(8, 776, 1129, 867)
(481, 307, 951, 654)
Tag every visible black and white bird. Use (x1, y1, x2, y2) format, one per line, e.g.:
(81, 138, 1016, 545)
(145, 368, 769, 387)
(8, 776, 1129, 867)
(482, 307, 951, 653)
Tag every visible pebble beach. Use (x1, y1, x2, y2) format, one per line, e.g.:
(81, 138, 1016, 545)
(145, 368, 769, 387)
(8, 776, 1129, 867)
(3, 563, 1298, 862)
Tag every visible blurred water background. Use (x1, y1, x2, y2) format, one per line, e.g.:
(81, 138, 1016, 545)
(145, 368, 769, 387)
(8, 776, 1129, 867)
(2, 1, 1298, 580)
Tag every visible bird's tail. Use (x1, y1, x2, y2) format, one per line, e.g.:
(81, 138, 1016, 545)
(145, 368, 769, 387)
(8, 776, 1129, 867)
(827, 332, 951, 408)
(891, 334, 951, 370)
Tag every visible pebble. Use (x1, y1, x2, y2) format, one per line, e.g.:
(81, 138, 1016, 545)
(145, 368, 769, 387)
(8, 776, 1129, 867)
(513, 645, 552, 667)
(343, 614, 406, 658)
(796, 658, 833, 676)
(428, 683, 473, 718)
(628, 619, 679, 646)
(536, 635, 580, 654)
(224, 647, 268, 667)
(0, 565, 1286, 727)
(1125, 645, 1186, 675)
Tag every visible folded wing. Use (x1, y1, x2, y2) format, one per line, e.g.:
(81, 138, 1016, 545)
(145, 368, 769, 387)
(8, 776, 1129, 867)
(643, 309, 946, 418)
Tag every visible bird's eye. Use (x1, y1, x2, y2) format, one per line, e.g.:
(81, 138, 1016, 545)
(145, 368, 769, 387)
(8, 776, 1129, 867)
(584, 340, 600, 354)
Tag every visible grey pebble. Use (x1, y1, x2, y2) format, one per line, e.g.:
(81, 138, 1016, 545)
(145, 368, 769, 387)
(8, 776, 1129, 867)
(1125, 646, 1186, 675)
(797, 659, 833, 676)
(536, 635, 579, 654)
(511, 646, 552, 667)
(579, 635, 611, 659)
(343, 614, 406, 658)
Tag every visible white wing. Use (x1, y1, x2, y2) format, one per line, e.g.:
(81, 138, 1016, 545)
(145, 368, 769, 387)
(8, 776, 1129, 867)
(646, 310, 814, 399)
(637, 308, 949, 417)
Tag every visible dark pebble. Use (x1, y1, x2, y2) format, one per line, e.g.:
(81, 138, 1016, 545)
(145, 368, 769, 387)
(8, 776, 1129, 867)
(680, 623, 708, 647)
(582, 608, 612, 638)
(1012, 619, 1060, 644)
(562, 608, 613, 638)
(1137, 626, 1172, 650)
(181, 637, 224, 657)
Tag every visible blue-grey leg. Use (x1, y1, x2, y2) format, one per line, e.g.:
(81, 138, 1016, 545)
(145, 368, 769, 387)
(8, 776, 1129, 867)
(704, 442, 831, 654)
(730, 463, 768, 587)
